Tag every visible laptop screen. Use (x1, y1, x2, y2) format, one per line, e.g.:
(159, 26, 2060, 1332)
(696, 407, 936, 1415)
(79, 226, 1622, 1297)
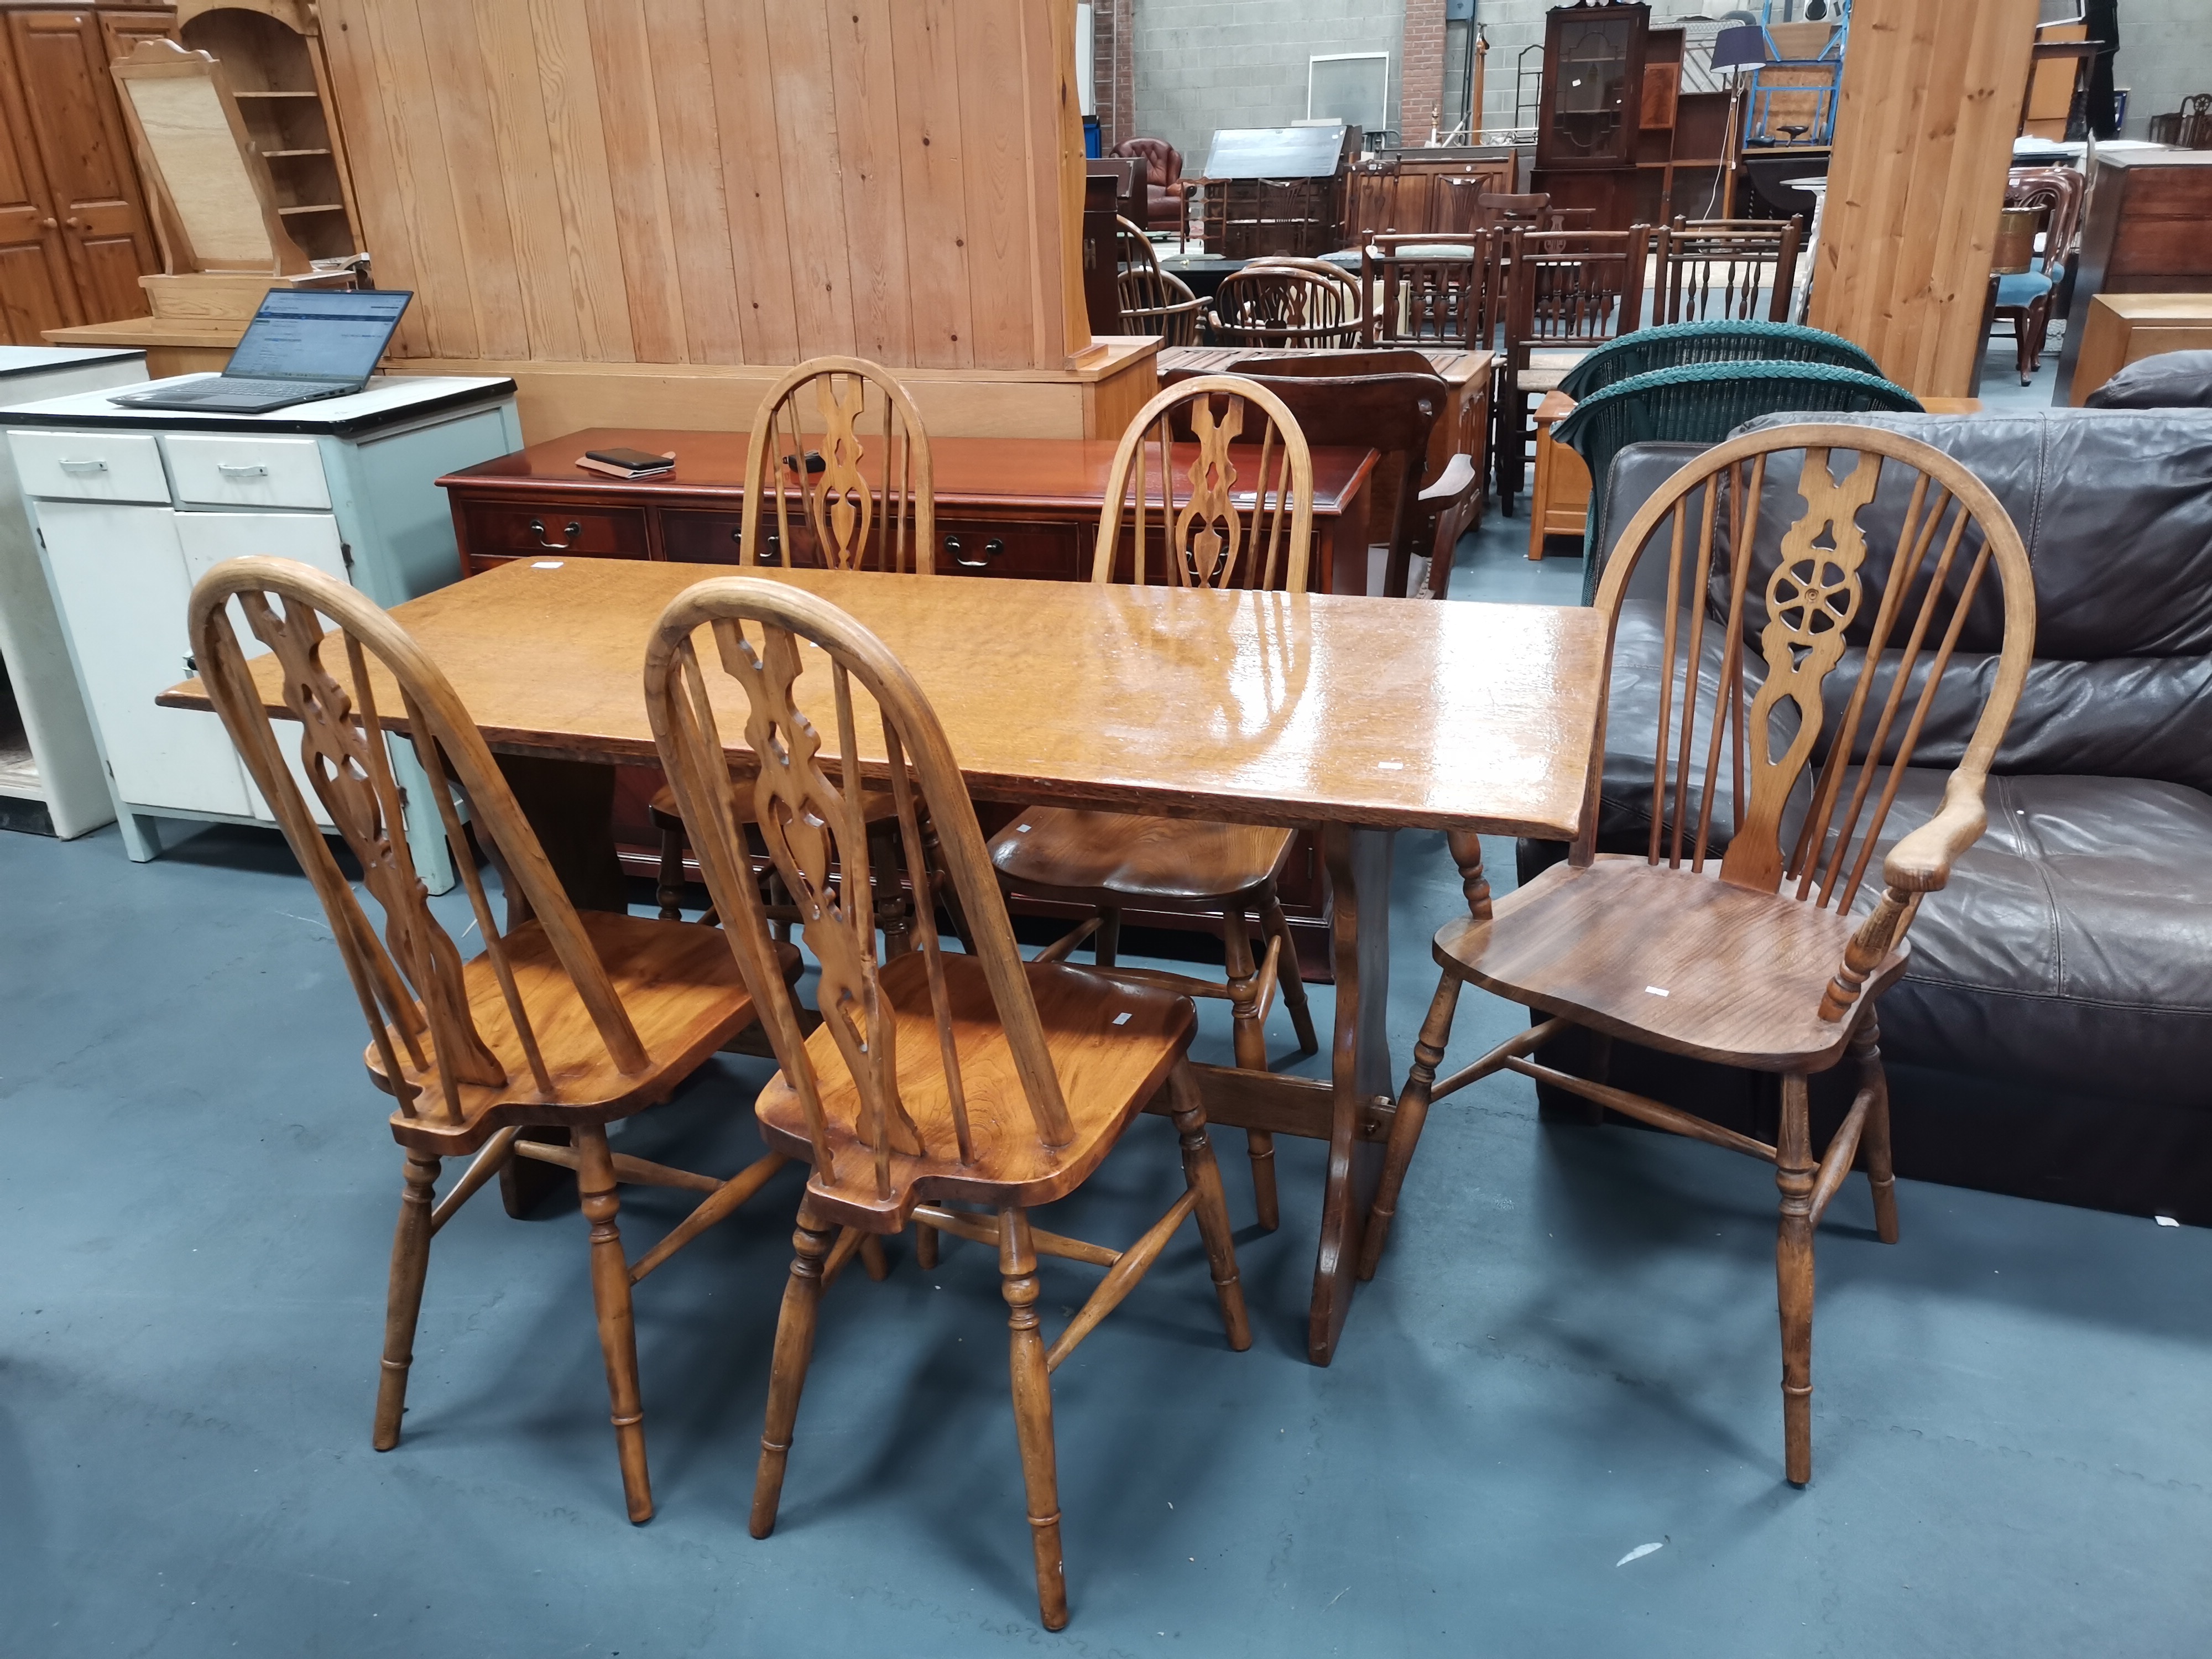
(224, 290, 413, 384)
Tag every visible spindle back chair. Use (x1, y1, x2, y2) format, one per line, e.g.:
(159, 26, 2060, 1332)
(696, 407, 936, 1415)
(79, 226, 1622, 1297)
(1655, 217, 1804, 325)
(187, 555, 805, 1527)
(644, 576, 1250, 1630)
(1365, 425, 2037, 1487)
(738, 356, 935, 575)
(1361, 231, 1501, 348)
(1495, 224, 1652, 514)
(1093, 374, 1315, 591)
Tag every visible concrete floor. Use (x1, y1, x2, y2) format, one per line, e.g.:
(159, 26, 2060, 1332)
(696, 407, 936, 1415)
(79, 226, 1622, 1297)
(8, 369, 2209, 1655)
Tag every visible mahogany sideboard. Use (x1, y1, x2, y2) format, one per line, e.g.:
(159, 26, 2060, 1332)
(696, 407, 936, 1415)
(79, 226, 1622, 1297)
(438, 426, 1383, 977)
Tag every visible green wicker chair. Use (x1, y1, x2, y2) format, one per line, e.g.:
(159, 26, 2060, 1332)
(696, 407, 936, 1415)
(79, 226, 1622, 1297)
(1556, 359, 1923, 602)
(1557, 320, 1881, 403)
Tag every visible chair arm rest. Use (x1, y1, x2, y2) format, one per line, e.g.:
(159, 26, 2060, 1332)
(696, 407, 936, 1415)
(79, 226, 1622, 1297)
(1419, 452, 1479, 505)
(1881, 771, 1990, 894)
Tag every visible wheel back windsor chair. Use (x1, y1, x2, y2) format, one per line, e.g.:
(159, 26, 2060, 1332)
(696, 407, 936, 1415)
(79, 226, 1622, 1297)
(1363, 425, 2036, 1485)
(188, 555, 811, 1525)
(644, 577, 1250, 1630)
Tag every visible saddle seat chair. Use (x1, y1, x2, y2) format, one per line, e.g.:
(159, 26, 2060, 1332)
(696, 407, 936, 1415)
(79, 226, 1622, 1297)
(1361, 426, 2037, 1486)
(644, 576, 1250, 1631)
(985, 377, 1326, 1230)
(187, 555, 851, 1529)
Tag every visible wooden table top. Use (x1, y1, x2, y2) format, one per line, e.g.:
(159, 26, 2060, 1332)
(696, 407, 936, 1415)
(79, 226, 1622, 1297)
(1159, 344, 1493, 388)
(2088, 292, 2212, 322)
(439, 427, 1379, 517)
(164, 560, 1605, 838)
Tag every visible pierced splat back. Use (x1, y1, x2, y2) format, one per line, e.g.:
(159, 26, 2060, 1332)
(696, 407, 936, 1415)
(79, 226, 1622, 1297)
(1585, 424, 2036, 916)
(739, 356, 936, 576)
(645, 577, 1076, 1202)
(189, 557, 648, 1128)
(1093, 375, 1316, 592)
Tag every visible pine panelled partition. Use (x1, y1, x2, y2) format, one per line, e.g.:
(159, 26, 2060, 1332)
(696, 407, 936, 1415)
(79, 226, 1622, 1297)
(1807, 0, 2039, 399)
(317, 0, 1146, 440)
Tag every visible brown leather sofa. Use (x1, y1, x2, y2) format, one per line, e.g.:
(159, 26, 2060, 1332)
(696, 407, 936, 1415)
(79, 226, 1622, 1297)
(1525, 408, 2212, 1220)
(1112, 137, 1191, 239)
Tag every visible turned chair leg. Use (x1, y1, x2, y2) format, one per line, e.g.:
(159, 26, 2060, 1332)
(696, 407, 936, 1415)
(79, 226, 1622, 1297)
(1775, 1072, 1817, 1486)
(1000, 1209, 1070, 1631)
(373, 1149, 440, 1451)
(1094, 906, 1121, 968)
(576, 1126, 653, 1523)
(1259, 885, 1318, 1056)
(1169, 1065, 1253, 1350)
(654, 823, 686, 921)
(751, 1203, 837, 1538)
(1854, 1017, 1900, 1245)
(914, 1214, 940, 1270)
(1222, 909, 1278, 1231)
(1360, 971, 1463, 1280)
(867, 818, 915, 956)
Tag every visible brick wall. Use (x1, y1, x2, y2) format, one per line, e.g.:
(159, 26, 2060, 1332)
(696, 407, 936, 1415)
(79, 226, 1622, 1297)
(1130, 0, 1407, 169)
(1401, 0, 1447, 143)
(1093, 0, 1138, 150)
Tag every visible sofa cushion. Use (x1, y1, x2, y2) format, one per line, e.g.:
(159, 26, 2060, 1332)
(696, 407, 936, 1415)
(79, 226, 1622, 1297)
(1858, 770, 2212, 1101)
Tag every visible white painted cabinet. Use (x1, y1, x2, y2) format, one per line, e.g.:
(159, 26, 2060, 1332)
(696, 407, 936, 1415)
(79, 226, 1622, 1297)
(6, 374, 523, 890)
(174, 511, 351, 828)
(0, 347, 148, 841)
(38, 502, 254, 820)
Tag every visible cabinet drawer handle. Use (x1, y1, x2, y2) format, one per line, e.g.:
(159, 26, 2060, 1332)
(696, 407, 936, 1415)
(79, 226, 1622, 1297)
(216, 462, 270, 478)
(944, 535, 1005, 568)
(735, 525, 782, 565)
(58, 458, 108, 473)
(528, 518, 583, 550)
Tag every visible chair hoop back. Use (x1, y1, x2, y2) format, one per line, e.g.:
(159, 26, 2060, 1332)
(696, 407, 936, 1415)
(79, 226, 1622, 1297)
(1209, 264, 1362, 349)
(1093, 374, 1317, 592)
(188, 556, 646, 1126)
(644, 577, 1077, 1198)
(1586, 425, 2036, 916)
(739, 356, 935, 576)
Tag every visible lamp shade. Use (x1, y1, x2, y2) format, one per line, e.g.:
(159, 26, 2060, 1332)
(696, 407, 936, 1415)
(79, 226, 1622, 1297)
(1711, 24, 1772, 69)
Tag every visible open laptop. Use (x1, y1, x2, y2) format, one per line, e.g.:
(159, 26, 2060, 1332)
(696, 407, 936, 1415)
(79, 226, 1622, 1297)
(113, 289, 414, 415)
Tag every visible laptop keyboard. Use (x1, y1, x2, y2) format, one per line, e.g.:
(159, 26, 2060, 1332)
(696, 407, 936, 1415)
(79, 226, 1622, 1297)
(193, 379, 337, 400)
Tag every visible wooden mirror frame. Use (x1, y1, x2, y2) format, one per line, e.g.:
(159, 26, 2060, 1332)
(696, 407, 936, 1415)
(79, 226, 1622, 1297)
(109, 38, 312, 276)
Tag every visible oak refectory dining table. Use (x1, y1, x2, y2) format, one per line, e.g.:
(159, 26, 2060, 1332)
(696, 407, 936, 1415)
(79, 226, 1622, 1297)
(162, 559, 1605, 1364)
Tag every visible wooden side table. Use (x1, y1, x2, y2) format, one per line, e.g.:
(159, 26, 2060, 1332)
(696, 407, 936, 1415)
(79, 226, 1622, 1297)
(2069, 294, 2212, 406)
(1526, 389, 1592, 560)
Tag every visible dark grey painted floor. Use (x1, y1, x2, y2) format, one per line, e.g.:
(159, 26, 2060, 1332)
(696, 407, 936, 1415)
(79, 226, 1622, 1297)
(8, 371, 2208, 1655)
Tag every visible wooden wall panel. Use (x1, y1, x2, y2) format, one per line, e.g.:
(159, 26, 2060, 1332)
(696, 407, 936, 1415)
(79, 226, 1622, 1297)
(316, 0, 1089, 374)
(1809, 0, 2038, 398)
(891, 0, 976, 369)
